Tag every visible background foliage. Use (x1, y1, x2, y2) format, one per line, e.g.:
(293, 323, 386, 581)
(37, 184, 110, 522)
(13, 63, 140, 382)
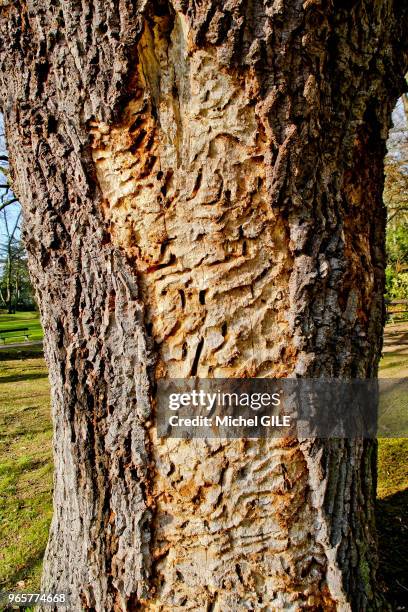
(385, 93, 408, 307)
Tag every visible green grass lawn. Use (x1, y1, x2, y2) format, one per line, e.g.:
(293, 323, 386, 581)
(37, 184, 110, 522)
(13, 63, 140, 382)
(0, 352, 52, 592)
(0, 324, 407, 605)
(377, 438, 408, 610)
(0, 311, 43, 345)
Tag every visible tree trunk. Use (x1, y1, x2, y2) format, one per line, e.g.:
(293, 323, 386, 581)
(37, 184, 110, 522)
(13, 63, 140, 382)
(6, 253, 12, 313)
(0, 1, 407, 610)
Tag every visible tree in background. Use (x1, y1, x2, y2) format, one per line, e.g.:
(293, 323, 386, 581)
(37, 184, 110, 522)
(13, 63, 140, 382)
(0, 207, 34, 312)
(0, 122, 35, 312)
(0, 2, 407, 610)
(385, 88, 408, 300)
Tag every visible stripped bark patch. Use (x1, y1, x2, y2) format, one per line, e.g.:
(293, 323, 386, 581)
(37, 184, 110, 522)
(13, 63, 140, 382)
(91, 12, 295, 380)
(90, 9, 339, 610)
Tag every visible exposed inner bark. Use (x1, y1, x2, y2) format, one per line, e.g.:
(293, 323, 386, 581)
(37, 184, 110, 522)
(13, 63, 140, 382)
(91, 13, 295, 381)
(0, 0, 407, 610)
(90, 12, 337, 609)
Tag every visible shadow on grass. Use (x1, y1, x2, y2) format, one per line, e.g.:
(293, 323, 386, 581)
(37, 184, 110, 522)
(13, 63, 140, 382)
(0, 346, 44, 362)
(0, 549, 46, 608)
(0, 372, 48, 384)
(377, 488, 408, 610)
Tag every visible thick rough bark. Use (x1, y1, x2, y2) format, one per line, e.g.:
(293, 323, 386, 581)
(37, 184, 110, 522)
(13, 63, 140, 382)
(0, 1, 407, 610)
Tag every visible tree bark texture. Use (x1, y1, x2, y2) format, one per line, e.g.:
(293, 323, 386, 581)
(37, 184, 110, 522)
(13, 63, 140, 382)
(0, 1, 407, 610)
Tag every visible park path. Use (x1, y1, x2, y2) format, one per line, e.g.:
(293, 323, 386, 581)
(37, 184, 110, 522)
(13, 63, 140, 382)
(380, 322, 408, 379)
(383, 322, 408, 354)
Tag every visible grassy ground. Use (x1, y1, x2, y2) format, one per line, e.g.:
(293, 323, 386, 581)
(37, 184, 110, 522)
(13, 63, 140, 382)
(376, 322, 408, 609)
(377, 438, 408, 610)
(0, 311, 43, 345)
(0, 349, 52, 593)
(0, 321, 406, 607)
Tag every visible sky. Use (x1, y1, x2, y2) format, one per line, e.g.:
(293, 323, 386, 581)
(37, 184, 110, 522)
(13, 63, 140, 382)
(388, 97, 408, 159)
